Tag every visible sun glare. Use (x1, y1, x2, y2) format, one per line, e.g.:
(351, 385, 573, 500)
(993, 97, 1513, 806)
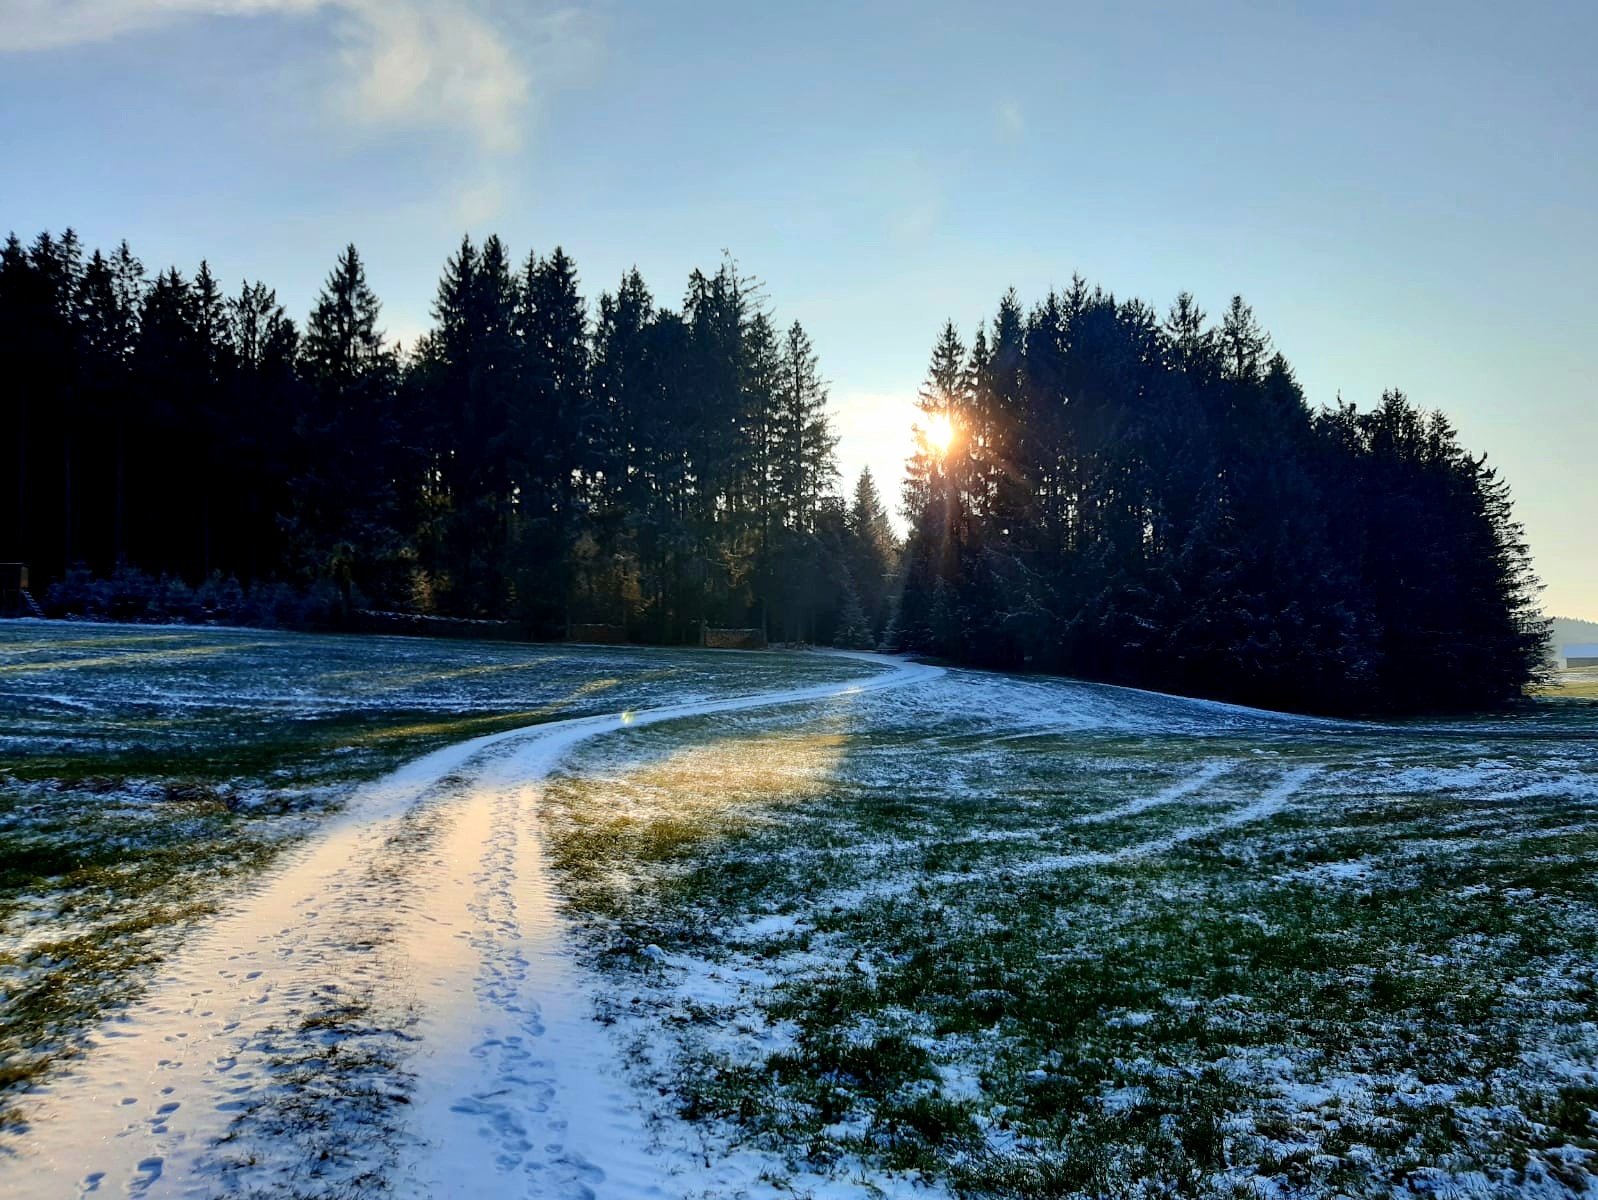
(926, 412, 955, 457)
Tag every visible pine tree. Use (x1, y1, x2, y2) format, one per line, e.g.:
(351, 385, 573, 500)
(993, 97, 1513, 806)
(774, 321, 835, 530)
(77, 247, 141, 571)
(846, 467, 898, 639)
(228, 279, 300, 582)
(588, 267, 659, 632)
(741, 310, 784, 635)
(832, 574, 874, 649)
(513, 246, 590, 633)
(293, 244, 402, 613)
(419, 234, 521, 614)
(1220, 295, 1270, 384)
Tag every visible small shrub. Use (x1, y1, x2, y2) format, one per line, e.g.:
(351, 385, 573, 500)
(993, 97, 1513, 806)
(196, 572, 248, 621)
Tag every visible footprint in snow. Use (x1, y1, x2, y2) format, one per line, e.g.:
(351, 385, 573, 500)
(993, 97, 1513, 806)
(130, 1157, 163, 1191)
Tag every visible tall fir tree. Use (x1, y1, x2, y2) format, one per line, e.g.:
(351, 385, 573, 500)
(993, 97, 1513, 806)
(293, 244, 402, 612)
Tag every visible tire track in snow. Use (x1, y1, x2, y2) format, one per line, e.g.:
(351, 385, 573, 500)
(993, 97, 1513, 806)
(1072, 758, 1234, 824)
(822, 763, 1319, 909)
(988, 763, 1320, 881)
(0, 652, 941, 1200)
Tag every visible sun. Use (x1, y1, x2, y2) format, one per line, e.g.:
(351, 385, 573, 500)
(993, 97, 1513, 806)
(925, 412, 956, 457)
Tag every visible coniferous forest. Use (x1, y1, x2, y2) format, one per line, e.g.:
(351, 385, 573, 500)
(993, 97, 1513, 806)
(0, 230, 896, 650)
(896, 285, 1548, 714)
(1, 230, 1547, 714)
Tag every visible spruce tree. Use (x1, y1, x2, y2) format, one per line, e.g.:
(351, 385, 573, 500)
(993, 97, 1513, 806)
(513, 247, 590, 633)
(846, 467, 898, 639)
(293, 244, 402, 612)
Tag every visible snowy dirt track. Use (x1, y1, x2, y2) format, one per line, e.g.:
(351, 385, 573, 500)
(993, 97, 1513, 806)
(2, 651, 941, 1200)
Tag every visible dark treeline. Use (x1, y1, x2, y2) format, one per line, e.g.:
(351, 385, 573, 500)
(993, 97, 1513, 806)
(895, 282, 1548, 714)
(0, 230, 898, 644)
(1, 228, 1548, 713)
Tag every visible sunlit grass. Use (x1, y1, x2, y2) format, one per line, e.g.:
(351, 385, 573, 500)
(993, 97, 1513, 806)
(317, 655, 573, 691)
(347, 710, 556, 744)
(0, 642, 252, 674)
(544, 727, 848, 918)
(0, 632, 198, 656)
(1539, 669, 1598, 700)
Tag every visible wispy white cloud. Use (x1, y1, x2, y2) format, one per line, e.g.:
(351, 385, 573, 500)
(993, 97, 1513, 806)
(1, 1, 322, 53)
(0, 0, 585, 154)
(330, 1, 529, 153)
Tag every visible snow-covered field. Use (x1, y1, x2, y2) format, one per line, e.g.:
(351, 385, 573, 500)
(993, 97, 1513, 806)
(0, 622, 874, 1160)
(540, 673, 1598, 1198)
(3, 620, 1597, 1198)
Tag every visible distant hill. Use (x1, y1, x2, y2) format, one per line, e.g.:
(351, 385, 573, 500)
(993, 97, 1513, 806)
(1550, 616, 1598, 659)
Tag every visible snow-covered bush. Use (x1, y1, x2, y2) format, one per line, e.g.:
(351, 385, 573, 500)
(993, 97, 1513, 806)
(196, 572, 247, 619)
(40, 566, 359, 629)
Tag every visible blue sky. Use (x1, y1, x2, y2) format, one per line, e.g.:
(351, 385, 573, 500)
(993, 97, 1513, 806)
(2, 0, 1594, 617)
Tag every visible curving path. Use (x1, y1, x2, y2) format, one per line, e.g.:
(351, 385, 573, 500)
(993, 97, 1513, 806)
(4, 652, 943, 1199)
